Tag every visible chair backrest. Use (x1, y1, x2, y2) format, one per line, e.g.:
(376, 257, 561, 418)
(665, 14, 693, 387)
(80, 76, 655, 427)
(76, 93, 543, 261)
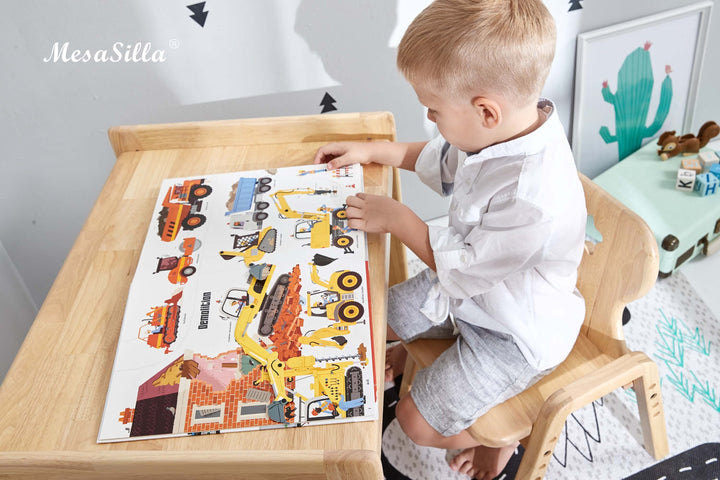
(576, 173, 659, 358)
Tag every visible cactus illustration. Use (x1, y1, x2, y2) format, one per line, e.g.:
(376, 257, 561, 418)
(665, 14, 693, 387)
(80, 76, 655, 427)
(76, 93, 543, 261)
(599, 42, 673, 161)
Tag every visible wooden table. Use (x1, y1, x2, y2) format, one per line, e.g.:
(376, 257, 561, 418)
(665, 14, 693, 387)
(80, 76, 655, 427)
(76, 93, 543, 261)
(0, 112, 406, 480)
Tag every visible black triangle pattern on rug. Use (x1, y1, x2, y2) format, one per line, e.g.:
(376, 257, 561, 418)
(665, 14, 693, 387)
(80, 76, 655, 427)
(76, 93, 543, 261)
(624, 443, 720, 479)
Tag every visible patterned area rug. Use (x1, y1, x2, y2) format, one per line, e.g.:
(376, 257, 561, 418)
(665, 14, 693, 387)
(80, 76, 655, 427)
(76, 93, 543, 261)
(382, 251, 720, 479)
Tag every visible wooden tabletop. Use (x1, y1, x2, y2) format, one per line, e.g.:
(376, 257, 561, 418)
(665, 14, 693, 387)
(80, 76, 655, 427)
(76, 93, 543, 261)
(0, 112, 400, 480)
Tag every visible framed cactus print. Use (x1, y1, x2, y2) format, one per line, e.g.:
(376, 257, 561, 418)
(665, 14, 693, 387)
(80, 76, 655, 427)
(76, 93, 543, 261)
(571, 2, 712, 178)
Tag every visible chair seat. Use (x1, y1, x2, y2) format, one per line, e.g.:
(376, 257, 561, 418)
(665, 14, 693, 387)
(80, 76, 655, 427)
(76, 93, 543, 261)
(404, 334, 616, 447)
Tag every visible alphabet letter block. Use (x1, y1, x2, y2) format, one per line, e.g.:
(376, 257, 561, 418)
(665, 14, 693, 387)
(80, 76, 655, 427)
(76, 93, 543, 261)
(676, 169, 696, 191)
(694, 172, 719, 196)
(709, 163, 720, 180)
(699, 151, 719, 169)
(681, 157, 703, 174)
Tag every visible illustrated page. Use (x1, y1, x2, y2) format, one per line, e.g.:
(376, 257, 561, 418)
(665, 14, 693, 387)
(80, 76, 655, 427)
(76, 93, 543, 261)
(98, 163, 376, 442)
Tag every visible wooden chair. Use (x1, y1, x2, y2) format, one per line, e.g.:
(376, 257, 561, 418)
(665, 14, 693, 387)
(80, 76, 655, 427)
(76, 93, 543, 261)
(395, 173, 669, 479)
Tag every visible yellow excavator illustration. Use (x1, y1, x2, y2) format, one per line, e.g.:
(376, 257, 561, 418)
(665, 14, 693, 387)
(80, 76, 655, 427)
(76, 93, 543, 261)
(270, 188, 354, 253)
(232, 263, 365, 423)
(299, 254, 365, 349)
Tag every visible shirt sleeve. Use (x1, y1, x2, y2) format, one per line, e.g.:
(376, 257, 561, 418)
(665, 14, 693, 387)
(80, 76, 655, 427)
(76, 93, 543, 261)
(429, 198, 552, 299)
(414, 135, 461, 196)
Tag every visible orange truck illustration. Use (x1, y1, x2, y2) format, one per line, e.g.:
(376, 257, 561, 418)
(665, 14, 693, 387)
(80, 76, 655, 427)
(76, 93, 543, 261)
(157, 179, 213, 242)
(138, 291, 183, 353)
(154, 237, 200, 285)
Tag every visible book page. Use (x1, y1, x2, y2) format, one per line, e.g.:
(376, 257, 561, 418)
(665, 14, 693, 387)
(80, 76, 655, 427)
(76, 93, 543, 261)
(98, 163, 376, 442)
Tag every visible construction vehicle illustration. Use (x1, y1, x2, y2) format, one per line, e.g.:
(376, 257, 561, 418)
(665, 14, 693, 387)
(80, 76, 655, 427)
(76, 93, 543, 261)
(219, 288, 249, 319)
(298, 166, 353, 178)
(154, 237, 200, 285)
(219, 264, 293, 339)
(219, 261, 356, 350)
(301, 255, 365, 349)
(297, 168, 326, 176)
(230, 263, 366, 423)
(138, 291, 183, 353)
(256, 271, 291, 336)
(270, 188, 354, 253)
(226, 177, 273, 230)
(268, 266, 304, 360)
(157, 179, 212, 242)
(219, 264, 291, 338)
(307, 366, 365, 419)
(218, 226, 278, 266)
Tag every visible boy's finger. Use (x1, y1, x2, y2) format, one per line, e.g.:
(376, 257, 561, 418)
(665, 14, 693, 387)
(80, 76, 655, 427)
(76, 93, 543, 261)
(312, 148, 327, 164)
(345, 195, 363, 207)
(345, 205, 362, 219)
(327, 155, 353, 171)
(313, 144, 342, 164)
(347, 218, 366, 231)
(313, 151, 334, 165)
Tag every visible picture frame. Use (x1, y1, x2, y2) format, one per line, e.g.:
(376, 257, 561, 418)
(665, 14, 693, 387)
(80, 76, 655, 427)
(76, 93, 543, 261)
(571, 2, 713, 178)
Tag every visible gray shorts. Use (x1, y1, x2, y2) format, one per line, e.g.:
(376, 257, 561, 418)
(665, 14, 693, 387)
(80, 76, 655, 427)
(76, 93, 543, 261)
(389, 269, 546, 437)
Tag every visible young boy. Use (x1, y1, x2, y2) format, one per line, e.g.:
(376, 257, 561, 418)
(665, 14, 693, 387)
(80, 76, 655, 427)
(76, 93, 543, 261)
(314, 0, 586, 478)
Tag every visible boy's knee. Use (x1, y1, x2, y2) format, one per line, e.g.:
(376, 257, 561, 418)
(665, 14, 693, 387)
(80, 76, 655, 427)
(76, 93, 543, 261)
(395, 395, 443, 447)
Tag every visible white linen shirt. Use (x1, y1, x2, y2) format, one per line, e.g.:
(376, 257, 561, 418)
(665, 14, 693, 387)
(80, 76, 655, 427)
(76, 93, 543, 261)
(414, 99, 586, 370)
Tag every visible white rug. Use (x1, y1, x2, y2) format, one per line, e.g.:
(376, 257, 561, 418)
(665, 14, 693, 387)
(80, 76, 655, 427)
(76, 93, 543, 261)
(383, 247, 720, 479)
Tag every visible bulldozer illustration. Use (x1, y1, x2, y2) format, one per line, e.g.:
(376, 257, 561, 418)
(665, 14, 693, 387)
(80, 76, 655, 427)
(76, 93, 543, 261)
(138, 291, 183, 353)
(218, 226, 277, 266)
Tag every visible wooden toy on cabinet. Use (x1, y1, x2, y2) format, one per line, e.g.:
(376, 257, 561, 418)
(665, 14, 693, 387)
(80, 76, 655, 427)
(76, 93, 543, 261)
(594, 139, 720, 277)
(657, 120, 720, 160)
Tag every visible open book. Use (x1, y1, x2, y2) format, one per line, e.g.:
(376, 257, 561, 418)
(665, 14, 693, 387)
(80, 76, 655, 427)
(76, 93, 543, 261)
(98, 163, 377, 442)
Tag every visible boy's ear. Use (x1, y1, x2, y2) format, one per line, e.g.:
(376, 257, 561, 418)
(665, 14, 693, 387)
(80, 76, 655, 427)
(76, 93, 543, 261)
(472, 96, 502, 128)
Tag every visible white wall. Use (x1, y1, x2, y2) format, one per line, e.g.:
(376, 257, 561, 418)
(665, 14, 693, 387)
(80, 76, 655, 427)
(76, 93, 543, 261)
(1, 0, 719, 378)
(0, 241, 37, 384)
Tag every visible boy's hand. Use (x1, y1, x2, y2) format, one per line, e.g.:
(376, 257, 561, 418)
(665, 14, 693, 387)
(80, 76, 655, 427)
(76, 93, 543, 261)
(345, 193, 399, 233)
(347, 192, 436, 271)
(314, 142, 374, 170)
(314, 141, 426, 171)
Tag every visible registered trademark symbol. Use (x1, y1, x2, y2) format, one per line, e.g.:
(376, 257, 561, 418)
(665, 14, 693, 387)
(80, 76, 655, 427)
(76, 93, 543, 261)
(169, 39, 180, 49)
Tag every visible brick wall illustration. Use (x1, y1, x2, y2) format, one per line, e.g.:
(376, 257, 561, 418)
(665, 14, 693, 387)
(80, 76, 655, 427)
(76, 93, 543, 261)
(124, 348, 297, 437)
(184, 359, 296, 433)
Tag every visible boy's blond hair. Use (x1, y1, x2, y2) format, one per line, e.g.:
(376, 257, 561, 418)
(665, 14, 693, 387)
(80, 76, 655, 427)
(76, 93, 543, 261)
(397, 0, 556, 107)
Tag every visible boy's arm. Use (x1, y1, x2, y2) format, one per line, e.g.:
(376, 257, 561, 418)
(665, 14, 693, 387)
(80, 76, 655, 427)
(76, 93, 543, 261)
(314, 141, 427, 172)
(390, 202, 436, 272)
(345, 192, 436, 271)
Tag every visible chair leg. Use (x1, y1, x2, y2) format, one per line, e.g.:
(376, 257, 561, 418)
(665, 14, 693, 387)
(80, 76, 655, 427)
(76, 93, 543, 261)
(398, 354, 418, 397)
(515, 402, 567, 480)
(633, 362, 670, 459)
(515, 409, 566, 480)
(517, 354, 669, 479)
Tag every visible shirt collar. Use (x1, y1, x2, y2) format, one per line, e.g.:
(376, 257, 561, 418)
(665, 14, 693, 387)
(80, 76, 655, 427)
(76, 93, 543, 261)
(463, 98, 560, 163)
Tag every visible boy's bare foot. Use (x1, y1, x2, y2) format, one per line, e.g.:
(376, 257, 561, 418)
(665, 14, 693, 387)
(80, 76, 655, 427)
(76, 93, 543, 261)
(448, 443, 518, 480)
(384, 342, 408, 383)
